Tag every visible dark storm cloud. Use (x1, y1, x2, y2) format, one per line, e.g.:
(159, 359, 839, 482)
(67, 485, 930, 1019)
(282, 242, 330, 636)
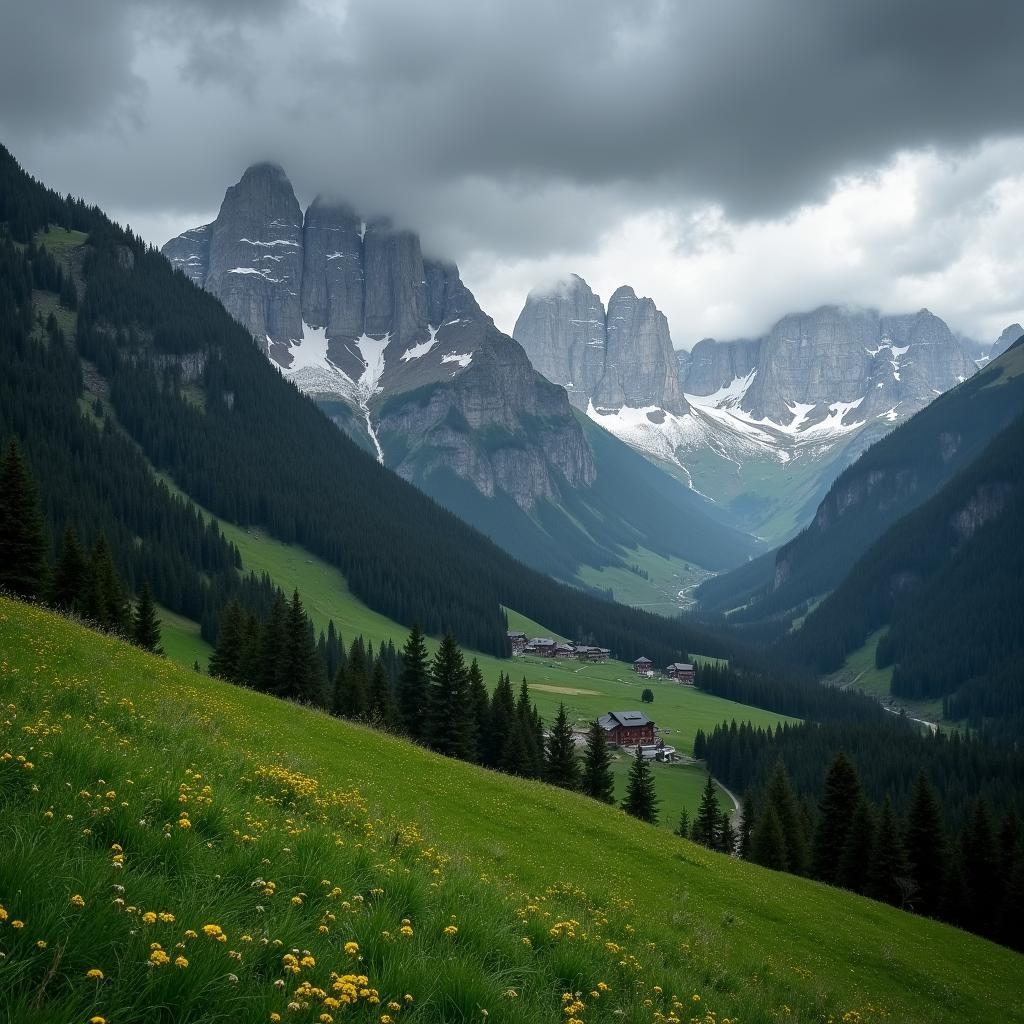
(0, 0, 1022, 256)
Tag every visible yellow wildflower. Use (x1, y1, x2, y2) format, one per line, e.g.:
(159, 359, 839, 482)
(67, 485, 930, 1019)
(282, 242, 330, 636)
(86, 968, 104, 980)
(69, 894, 86, 908)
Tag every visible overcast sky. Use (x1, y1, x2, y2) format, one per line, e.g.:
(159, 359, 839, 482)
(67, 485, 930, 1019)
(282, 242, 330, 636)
(2, 0, 1022, 346)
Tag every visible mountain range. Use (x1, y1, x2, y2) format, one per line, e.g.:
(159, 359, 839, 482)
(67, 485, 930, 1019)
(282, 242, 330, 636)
(163, 165, 760, 596)
(515, 276, 1016, 542)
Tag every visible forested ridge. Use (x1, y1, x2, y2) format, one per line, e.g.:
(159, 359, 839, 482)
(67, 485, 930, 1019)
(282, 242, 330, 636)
(782, 401, 1024, 742)
(0, 143, 727, 664)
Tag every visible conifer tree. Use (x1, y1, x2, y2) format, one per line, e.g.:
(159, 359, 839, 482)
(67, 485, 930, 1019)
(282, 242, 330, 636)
(675, 807, 691, 839)
(750, 804, 788, 871)
(397, 624, 430, 740)
(867, 796, 910, 907)
(622, 746, 658, 824)
(238, 610, 262, 684)
(486, 673, 516, 769)
(581, 719, 615, 804)
(765, 760, 810, 875)
(904, 770, 947, 916)
(257, 592, 288, 695)
(131, 582, 163, 654)
(544, 703, 580, 790)
(838, 797, 875, 895)
(466, 659, 490, 763)
(280, 590, 323, 706)
(0, 438, 48, 600)
(515, 679, 542, 778)
(427, 632, 473, 760)
(692, 728, 707, 760)
(338, 636, 369, 719)
(717, 811, 737, 855)
(737, 796, 755, 859)
(812, 751, 862, 884)
(367, 656, 393, 727)
(961, 798, 999, 934)
(501, 717, 533, 777)
(86, 534, 128, 634)
(693, 774, 722, 848)
(49, 524, 87, 611)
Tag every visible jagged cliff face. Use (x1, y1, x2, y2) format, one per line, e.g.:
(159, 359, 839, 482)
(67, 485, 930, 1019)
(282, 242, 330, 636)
(515, 278, 981, 542)
(164, 164, 595, 509)
(514, 277, 686, 414)
(992, 323, 1024, 359)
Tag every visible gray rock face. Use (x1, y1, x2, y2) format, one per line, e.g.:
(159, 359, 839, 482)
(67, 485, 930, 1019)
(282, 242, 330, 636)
(205, 163, 305, 361)
(512, 275, 607, 408)
(163, 224, 211, 287)
(513, 276, 685, 414)
(992, 323, 1024, 359)
(680, 336, 760, 395)
(163, 163, 596, 510)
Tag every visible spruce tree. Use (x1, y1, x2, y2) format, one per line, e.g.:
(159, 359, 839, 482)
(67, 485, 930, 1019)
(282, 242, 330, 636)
(717, 811, 737, 855)
(904, 770, 947, 916)
(467, 659, 490, 764)
(367, 656, 394, 727)
(544, 703, 580, 790)
(131, 582, 163, 654)
(867, 796, 910, 907)
(86, 535, 128, 634)
(0, 439, 48, 600)
(397, 624, 430, 740)
(210, 601, 246, 681)
(486, 673, 517, 769)
(812, 751, 862, 884)
(961, 798, 1000, 935)
(339, 636, 369, 719)
(765, 760, 810, 875)
(693, 774, 721, 848)
(737, 795, 755, 859)
(279, 590, 323, 706)
(622, 746, 658, 824)
(750, 804, 788, 871)
(427, 632, 474, 760)
(675, 807, 691, 839)
(256, 592, 288, 695)
(581, 719, 615, 804)
(49, 524, 86, 611)
(692, 728, 707, 760)
(515, 680, 542, 778)
(838, 797, 875, 895)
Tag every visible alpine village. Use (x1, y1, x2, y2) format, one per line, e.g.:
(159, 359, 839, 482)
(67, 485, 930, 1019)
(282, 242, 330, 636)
(1, 4, 1024, 1024)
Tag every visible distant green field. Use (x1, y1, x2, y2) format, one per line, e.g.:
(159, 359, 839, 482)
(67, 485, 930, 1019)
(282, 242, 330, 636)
(3, 597, 1021, 1024)
(155, 603, 213, 671)
(153, 479, 794, 763)
(576, 547, 712, 612)
(608, 753, 730, 830)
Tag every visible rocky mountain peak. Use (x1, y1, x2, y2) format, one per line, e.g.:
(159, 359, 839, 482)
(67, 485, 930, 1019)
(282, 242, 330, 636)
(993, 323, 1024, 358)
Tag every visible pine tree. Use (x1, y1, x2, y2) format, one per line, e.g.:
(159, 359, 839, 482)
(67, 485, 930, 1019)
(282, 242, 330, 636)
(750, 804, 789, 871)
(812, 752, 862, 884)
(131, 582, 163, 654)
(501, 717, 533, 777)
(904, 770, 947, 916)
(961, 798, 1000, 935)
(256, 592, 288, 695)
(367, 656, 394, 727)
(0, 439, 48, 600)
(544, 703, 580, 790)
(693, 774, 721, 848)
(765, 760, 809, 875)
(49, 524, 86, 611)
(737, 796, 755, 859)
(675, 807, 691, 839)
(692, 728, 707, 760)
(279, 590, 324, 706)
(717, 811, 737, 855)
(338, 637, 369, 719)
(427, 632, 474, 760)
(397, 624, 430, 740)
(467, 659, 490, 764)
(486, 673, 517, 769)
(622, 746, 658, 824)
(867, 796, 910, 907)
(86, 534, 128, 634)
(581, 719, 615, 804)
(837, 797, 875, 895)
(515, 679, 542, 779)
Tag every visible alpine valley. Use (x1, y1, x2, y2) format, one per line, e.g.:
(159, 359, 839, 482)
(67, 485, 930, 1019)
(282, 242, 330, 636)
(164, 165, 758, 605)
(514, 275, 1011, 543)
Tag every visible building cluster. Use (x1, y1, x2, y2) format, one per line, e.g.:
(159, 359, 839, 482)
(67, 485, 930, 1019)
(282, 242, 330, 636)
(587, 710, 677, 761)
(507, 632, 611, 662)
(632, 657, 695, 683)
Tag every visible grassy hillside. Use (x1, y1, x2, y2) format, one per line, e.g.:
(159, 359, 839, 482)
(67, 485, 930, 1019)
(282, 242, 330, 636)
(2, 597, 1021, 1024)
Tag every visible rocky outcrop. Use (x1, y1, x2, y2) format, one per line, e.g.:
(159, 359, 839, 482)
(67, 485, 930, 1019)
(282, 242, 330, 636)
(681, 336, 760, 395)
(513, 276, 685, 414)
(163, 164, 596, 511)
(992, 323, 1024, 359)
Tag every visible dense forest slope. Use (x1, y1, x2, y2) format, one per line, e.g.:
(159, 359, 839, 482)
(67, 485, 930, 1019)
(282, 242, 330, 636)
(3, 596, 1022, 1024)
(783, 364, 1024, 741)
(0, 143, 725, 663)
(698, 336, 1024, 626)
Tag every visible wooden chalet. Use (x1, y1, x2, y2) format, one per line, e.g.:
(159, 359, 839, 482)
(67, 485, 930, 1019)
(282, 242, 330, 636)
(665, 662, 695, 683)
(633, 656, 654, 675)
(506, 631, 527, 654)
(598, 711, 656, 747)
(575, 645, 611, 662)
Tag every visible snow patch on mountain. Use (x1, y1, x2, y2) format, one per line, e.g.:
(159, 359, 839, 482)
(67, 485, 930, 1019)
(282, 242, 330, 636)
(401, 324, 439, 362)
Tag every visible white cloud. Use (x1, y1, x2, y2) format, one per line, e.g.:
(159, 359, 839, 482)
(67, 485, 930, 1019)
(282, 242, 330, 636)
(465, 142, 1024, 346)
